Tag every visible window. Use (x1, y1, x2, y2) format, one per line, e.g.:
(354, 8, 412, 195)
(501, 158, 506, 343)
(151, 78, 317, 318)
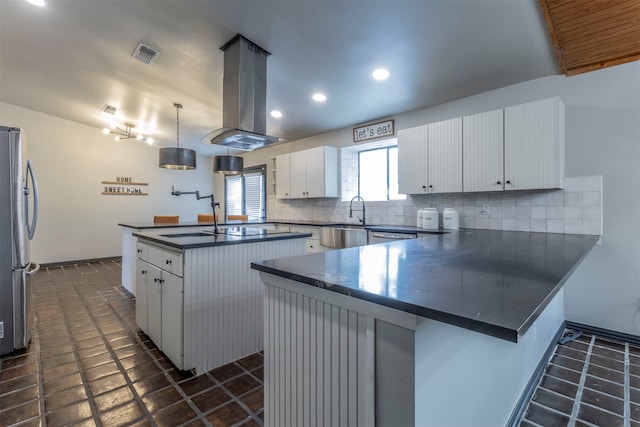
(224, 165, 266, 221)
(358, 146, 405, 201)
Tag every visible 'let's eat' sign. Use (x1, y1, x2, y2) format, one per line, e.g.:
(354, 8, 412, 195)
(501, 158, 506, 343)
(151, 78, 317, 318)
(353, 119, 395, 143)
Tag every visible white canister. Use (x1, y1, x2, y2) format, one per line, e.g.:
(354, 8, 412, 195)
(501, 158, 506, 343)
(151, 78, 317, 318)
(417, 209, 425, 229)
(443, 208, 459, 230)
(422, 208, 439, 230)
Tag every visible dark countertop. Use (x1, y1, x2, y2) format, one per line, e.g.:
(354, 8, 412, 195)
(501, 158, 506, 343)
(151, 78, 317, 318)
(120, 219, 444, 234)
(251, 229, 599, 342)
(133, 227, 311, 250)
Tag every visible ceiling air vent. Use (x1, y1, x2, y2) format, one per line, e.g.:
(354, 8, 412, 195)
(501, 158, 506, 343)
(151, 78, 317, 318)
(132, 42, 160, 65)
(101, 104, 117, 115)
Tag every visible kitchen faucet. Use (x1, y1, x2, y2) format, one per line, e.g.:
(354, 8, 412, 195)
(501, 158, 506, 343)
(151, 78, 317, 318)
(171, 186, 220, 234)
(349, 195, 366, 225)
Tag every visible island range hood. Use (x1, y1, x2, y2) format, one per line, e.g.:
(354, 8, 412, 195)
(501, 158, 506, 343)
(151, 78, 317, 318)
(202, 34, 279, 151)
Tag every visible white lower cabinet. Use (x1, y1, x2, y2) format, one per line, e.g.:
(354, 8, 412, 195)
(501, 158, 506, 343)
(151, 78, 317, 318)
(135, 241, 184, 369)
(289, 226, 323, 253)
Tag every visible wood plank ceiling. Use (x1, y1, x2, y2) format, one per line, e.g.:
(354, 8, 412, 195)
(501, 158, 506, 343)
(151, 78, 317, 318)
(538, 0, 640, 75)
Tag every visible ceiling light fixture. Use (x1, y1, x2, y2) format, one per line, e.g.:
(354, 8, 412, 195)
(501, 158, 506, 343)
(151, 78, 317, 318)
(270, 110, 283, 118)
(159, 103, 197, 170)
(312, 93, 327, 102)
(213, 153, 244, 175)
(25, 0, 45, 6)
(372, 68, 390, 80)
(102, 123, 152, 143)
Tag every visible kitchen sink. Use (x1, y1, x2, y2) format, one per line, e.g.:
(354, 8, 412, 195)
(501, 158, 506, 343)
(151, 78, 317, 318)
(320, 226, 368, 249)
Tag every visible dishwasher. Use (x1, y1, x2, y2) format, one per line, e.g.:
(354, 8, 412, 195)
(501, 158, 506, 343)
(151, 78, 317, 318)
(368, 230, 418, 244)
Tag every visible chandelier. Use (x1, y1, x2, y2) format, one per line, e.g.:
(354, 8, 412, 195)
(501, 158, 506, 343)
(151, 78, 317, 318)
(102, 123, 154, 143)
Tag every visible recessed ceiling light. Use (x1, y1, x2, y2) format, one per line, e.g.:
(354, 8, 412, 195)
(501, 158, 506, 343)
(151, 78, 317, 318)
(25, 0, 45, 6)
(270, 110, 283, 118)
(312, 93, 327, 102)
(372, 68, 390, 80)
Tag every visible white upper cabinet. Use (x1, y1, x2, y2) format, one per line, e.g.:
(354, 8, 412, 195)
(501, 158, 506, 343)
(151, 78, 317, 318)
(504, 97, 565, 191)
(428, 117, 462, 193)
(275, 153, 291, 199)
(398, 119, 462, 194)
(463, 97, 565, 192)
(277, 146, 338, 199)
(398, 125, 429, 194)
(463, 109, 504, 192)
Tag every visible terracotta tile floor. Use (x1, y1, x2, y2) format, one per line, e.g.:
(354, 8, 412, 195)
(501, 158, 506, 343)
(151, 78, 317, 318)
(0, 260, 263, 427)
(3, 259, 639, 427)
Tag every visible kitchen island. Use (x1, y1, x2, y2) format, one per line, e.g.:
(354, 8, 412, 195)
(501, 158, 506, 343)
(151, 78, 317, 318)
(133, 226, 309, 373)
(251, 229, 599, 426)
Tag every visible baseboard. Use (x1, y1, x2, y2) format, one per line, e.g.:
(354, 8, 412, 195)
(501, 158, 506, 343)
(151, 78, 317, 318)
(506, 321, 566, 427)
(565, 321, 640, 347)
(40, 256, 122, 268)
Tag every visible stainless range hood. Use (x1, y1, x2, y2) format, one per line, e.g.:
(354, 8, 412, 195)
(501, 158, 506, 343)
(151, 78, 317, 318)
(203, 34, 279, 151)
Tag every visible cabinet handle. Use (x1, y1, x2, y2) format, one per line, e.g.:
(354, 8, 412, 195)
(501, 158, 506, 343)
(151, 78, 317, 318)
(154, 278, 158, 283)
(141, 270, 146, 275)
(506, 180, 511, 184)
(496, 181, 502, 185)
(166, 260, 172, 265)
(137, 249, 142, 254)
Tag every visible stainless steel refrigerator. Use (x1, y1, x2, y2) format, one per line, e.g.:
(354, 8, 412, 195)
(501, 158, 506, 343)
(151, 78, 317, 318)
(0, 126, 40, 357)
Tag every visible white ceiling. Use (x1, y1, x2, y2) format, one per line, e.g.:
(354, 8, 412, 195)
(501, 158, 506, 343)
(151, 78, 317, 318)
(0, 0, 559, 156)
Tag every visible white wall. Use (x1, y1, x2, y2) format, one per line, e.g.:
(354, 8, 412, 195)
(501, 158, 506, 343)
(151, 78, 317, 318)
(242, 61, 640, 336)
(1, 102, 222, 264)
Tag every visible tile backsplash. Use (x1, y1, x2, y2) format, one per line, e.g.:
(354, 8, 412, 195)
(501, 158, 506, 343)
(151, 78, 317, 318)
(267, 176, 603, 236)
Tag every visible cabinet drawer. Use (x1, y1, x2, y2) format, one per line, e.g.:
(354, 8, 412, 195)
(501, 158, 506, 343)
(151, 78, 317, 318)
(135, 242, 148, 261)
(147, 245, 163, 268)
(162, 250, 183, 277)
(306, 238, 320, 253)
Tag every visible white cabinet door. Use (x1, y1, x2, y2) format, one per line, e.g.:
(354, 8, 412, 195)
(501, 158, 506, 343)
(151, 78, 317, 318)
(147, 264, 163, 348)
(504, 97, 565, 190)
(398, 125, 429, 194)
(161, 271, 184, 369)
(290, 150, 308, 198)
(135, 259, 149, 334)
(275, 153, 292, 199)
(428, 117, 462, 193)
(306, 146, 328, 198)
(463, 109, 504, 192)
(162, 250, 183, 277)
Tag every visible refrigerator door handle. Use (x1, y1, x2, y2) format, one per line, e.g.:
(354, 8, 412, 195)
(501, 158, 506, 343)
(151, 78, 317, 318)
(25, 160, 39, 240)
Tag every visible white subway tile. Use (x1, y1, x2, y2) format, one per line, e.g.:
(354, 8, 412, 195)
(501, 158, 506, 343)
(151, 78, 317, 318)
(489, 206, 502, 218)
(582, 191, 601, 206)
(516, 206, 532, 219)
(582, 175, 602, 192)
(582, 220, 602, 236)
(564, 220, 582, 234)
(488, 218, 502, 230)
(531, 219, 547, 232)
(476, 217, 489, 229)
(547, 220, 564, 233)
(515, 219, 531, 232)
(547, 191, 564, 207)
(547, 206, 564, 219)
(531, 206, 547, 219)
(582, 206, 602, 221)
(530, 192, 547, 207)
(564, 177, 583, 192)
(502, 206, 516, 218)
(564, 206, 581, 220)
(564, 192, 582, 207)
(502, 218, 517, 231)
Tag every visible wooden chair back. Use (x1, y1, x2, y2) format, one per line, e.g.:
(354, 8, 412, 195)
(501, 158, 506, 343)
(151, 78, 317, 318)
(153, 215, 179, 224)
(227, 214, 249, 221)
(197, 214, 218, 223)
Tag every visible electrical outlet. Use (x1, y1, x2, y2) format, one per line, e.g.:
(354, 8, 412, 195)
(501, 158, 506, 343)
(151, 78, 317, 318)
(0, 321, 4, 339)
(481, 204, 490, 216)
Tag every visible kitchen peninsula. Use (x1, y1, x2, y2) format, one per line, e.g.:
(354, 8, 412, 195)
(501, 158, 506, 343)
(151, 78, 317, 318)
(251, 229, 599, 426)
(133, 226, 309, 374)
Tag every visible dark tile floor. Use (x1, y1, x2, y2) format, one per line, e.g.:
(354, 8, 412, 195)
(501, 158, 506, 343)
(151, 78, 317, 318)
(520, 331, 640, 427)
(0, 260, 264, 427)
(2, 260, 638, 427)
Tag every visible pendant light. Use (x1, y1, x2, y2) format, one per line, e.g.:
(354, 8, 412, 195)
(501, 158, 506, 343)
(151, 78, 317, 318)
(213, 151, 244, 175)
(159, 103, 197, 170)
